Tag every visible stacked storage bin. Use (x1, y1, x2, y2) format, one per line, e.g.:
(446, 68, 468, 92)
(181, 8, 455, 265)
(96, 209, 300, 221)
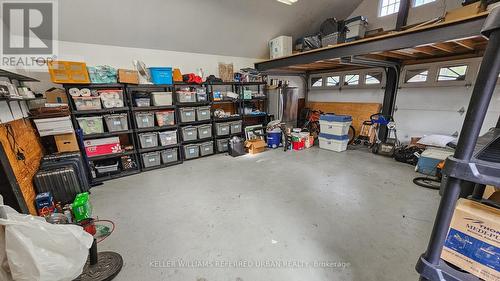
(318, 114, 352, 152)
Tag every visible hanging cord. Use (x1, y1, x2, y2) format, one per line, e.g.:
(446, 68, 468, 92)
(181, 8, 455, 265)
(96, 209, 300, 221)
(5, 124, 26, 162)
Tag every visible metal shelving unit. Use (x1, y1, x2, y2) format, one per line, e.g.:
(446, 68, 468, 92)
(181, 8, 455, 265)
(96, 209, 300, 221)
(63, 84, 140, 184)
(126, 84, 183, 172)
(416, 8, 500, 281)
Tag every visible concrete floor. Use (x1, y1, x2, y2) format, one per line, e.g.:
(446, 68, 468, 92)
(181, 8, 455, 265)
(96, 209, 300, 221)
(92, 147, 441, 281)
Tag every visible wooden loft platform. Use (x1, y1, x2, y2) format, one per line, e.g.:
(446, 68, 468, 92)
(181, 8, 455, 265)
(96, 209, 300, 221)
(254, 12, 490, 73)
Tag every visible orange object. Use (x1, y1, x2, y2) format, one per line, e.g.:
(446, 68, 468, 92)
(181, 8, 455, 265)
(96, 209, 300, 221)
(245, 139, 266, 154)
(48, 61, 90, 84)
(118, 69, 139, 84)
(173, 68, 183, 82)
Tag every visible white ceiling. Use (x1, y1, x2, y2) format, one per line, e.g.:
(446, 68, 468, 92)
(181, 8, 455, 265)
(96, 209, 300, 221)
(58, 0, 362, 59)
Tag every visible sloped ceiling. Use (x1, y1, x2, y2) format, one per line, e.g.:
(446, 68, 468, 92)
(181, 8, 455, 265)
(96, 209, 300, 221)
(59, 0, 362, 59)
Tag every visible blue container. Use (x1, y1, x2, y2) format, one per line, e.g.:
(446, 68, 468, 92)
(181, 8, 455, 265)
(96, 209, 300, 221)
(267, 130, 282, 148)
(319, 114, 352, 122)
(149, 67, 173, 85)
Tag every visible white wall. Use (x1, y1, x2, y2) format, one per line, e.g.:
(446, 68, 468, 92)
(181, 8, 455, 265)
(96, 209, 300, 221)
(307, 71, 500, 143)
(349, 0, 461, 31)
(17, 40, 260, 93)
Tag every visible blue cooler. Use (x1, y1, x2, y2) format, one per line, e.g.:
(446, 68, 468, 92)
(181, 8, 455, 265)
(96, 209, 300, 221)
(267, 129, 282, 148)
(417, 148, 454, 176)
(149, 67, 173, 85)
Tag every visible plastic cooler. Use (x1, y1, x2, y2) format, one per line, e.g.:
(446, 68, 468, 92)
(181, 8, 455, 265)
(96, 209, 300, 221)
(319, 133, 349, 152)
(139, 132, 159, 148)
(196, 106, 211, 121)
(103, 114, 128, 132)
(200, 141, 214, 156)
(142, 151, 161, 168)
(77, 116, 104, 135)
(184, 144, 200, 159)
(181, 126, 198, 141)
(319, 114, 352, 135)
(267, 129, 282, 148)
(197, 124, 212, 139)
(158, 130, 177, 146)
(135, 112, 155, 128)
(155, 111, 175, 126)
(149, 67, 172, 85)
(161, 148, 178, 164)
(179, 107, 196, 123)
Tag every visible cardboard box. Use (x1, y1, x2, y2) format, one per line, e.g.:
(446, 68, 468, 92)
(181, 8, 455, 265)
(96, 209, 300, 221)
(118, 69, 139, 84)
(54, 133, 79, 152)
(83, 137, 122, 157)
(445, 2, 485, 22)
(245, 139, 266, 155)
(45, 88, 68, 104)
(441, 199, 499, 281)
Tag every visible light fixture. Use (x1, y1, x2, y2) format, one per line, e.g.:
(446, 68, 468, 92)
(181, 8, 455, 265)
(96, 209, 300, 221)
(276, 0, 298, 5)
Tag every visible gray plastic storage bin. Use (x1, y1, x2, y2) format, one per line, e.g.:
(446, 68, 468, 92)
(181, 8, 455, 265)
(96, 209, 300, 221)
(181, 126, 198, 141)
(216, 138, 229, 153)
(135, 112, 155, 128)
(179, 107, 196, 123)
(199, 141, 214, 156)
(177, 91, 196, 103)
(135, 98, 151, 107)
(158, 130, 177, 146)
(197, 124, 212, 139)
(196, 106, 211, 121)
(139, 132, 158, 148)
(215, 122, 230, 136)
(76, 116, 104, 135)
(155, 111, 175, 126)
(196, 88, 208, 102)
(142, 151, 161, 168)
(230, 120, 242, 134)
(103, 113, 128, 132)
(161, 148, 178, 164)
(183, 144, 199, 159)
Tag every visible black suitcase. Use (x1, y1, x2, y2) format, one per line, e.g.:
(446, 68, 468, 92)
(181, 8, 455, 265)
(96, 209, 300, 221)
(34, 167, 82, 204)
(41, 152, 90, 192)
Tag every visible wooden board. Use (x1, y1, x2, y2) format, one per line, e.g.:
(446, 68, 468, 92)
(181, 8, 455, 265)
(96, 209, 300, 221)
(307, 102, 382, 135)
(0, 119, 43, 214)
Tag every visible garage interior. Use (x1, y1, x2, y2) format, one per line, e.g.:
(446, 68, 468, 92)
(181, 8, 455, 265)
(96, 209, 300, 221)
(0, 1, 499, 281)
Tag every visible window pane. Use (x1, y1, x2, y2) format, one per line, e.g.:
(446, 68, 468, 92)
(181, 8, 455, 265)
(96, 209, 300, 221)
(344, 74, 360, 86)
(365, 72, 382, 85)
(380, 0, 400, 16)
(414, 0, 435, 7)
(311, 77, 323, 87)
(405, 69, 428, 83)
(326, 76, 340, 87)
(437, 65, 468, 81)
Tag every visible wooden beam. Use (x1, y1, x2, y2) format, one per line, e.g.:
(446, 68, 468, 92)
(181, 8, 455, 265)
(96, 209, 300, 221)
(380, 51, 413, 60)
(452, 39, 476, 50)
(391, 50, 419, 58)
(430, 43, 456, 53)
(413, 46, 437, 55)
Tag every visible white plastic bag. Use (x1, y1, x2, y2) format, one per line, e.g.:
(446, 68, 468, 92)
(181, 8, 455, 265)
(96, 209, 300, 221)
(0, 205, 93, 281)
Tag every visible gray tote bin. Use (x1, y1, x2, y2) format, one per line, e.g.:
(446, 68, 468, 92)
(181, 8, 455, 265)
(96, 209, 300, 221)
(158, 130, 177, 146)
(179, 107, 196, 123)
(142, 151, 161, 168)
(139, 132, 158, 148)
(196, 106, 211, 121)
(183, 144, 199, 159)
(216, 138, 229, 153)
(135, 112, 155, 128)
(230, 120, 242, 134)
(215, 122, 230, 136)
(104, 113, 128, 132)
(199, 141, 214, 156)
(161, 148, 178, 164)
(197, 124, 212, 139)
(181, 126, 198, 141)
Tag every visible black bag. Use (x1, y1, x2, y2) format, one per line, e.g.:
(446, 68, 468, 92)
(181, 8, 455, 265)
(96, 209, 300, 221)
(41, 152, 90, 191)
(394, 145, 423, 166)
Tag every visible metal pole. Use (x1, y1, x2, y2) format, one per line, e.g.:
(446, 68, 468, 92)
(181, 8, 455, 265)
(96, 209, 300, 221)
(379, 67, 400, 141)
(89, 239, 98, 266)
(471, 184, 486, 200)
(423, 29, 500, 265)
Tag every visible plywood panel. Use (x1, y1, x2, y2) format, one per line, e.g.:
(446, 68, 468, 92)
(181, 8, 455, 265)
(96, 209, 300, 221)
(307, 102, 382, 135)
(0, 119, 43, 214)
